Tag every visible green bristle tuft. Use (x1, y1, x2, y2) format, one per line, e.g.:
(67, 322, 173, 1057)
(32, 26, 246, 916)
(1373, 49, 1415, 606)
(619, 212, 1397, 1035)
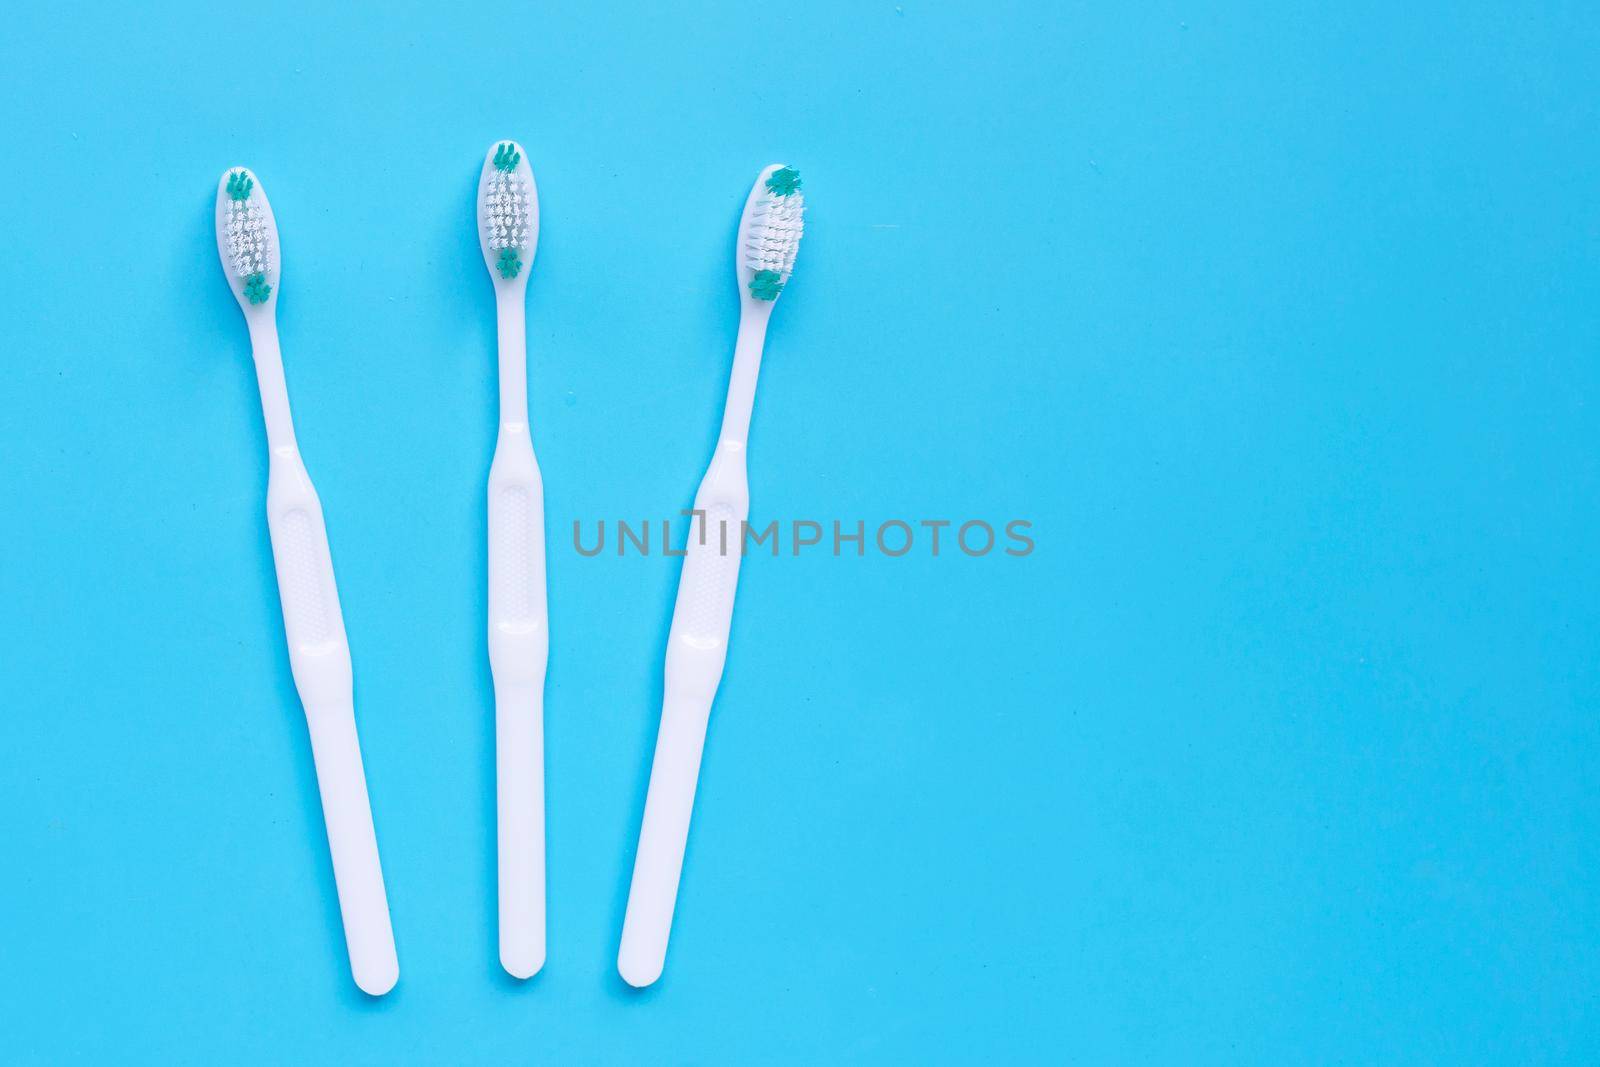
(765, 167, 802, 196)
(749, 269, 784, 300)
(243, 273, 272, 304)
(496, 246, 522, 279)
(226, 171, 253, 201)
(493, 143, 521, 173)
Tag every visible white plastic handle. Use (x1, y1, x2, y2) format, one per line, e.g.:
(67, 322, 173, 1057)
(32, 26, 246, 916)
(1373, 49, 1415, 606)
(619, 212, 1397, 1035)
(493, 674, 545, 978)
(619, 450, 749, 987)
(618, 689, 712, 988)
(488, 295, 549, 980)
(264, 446, 398, 997)
(303, 695, 399, 997)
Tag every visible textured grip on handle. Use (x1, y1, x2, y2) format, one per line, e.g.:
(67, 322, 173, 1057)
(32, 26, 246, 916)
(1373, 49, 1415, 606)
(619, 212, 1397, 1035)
(678, 503, 744, 646)
(265, 453, 348, 681)
(276, 508, 335, 644)
(268, 508, 343, 663)
(306, 700, 399, 996)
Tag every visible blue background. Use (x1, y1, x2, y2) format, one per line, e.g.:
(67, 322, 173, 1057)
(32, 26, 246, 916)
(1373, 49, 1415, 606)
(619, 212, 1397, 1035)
(1, 1, 1596, 1062)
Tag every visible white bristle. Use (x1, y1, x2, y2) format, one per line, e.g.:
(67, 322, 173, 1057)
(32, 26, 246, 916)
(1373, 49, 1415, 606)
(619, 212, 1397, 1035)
(225, 197, 272, 278)
(483, 171, 533, 253)
(745, 188, 804, 277)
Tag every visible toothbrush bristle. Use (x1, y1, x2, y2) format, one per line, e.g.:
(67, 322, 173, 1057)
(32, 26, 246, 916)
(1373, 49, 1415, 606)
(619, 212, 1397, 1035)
(483, 144, 532, 280)
(745, 166, 804, 298)
(223, 170, 273, 303)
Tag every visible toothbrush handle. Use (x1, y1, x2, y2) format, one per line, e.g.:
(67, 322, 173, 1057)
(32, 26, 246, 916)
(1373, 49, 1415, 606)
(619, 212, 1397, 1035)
(487, 426, 549, 979)
(618, 689, 714, 987)
(304, 696, 400, 997)
(494, 678, 545, 978)
(620, 466, 747, 987)
(264, 450, 397, 996)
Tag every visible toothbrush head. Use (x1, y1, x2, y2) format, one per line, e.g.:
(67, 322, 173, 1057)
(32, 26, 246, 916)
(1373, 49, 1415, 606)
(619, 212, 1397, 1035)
(738, 164, 805, 304)
(477, 140, 539, 286)
(214, 167, 280, 313)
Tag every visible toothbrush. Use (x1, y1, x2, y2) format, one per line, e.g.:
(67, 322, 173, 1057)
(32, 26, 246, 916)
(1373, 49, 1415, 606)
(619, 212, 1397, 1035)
(213, 168, 399, 996)
(477, 140, 548, 979)
(618, 164, 805, 987)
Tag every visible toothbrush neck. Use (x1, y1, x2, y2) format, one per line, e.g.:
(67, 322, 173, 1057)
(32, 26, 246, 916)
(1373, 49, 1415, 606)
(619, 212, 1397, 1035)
(497, 292, 528, 431)
(247, 315, 298, 454)
(717, 304, 772, 448)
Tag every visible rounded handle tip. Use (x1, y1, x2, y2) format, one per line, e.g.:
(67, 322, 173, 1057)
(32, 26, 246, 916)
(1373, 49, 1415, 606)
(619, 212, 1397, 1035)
(353, 954, 399, 997)
(618, 948, 664, 988)
(501, 944, 545, 980)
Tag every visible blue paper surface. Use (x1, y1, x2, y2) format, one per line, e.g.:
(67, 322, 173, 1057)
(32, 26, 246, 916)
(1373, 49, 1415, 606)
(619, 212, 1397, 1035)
(1, 2, 1596, 1061)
